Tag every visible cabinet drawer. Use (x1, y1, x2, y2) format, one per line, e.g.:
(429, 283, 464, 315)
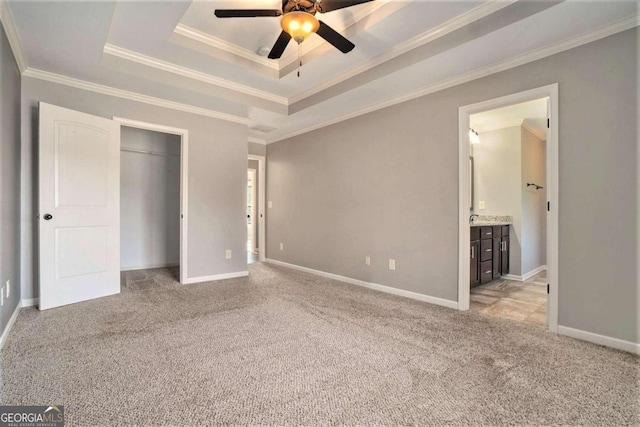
(480, 260, 493, 283)
(480, 239, 493, 262)
(480, 227, 493, 239)
(502, 225, 509, 237)
(471, 227, 480, 241)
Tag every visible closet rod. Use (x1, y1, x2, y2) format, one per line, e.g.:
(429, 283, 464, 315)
(120, 147, 179, 157)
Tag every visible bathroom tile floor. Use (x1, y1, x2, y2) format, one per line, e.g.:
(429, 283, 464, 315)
(470, 270, 547, 326)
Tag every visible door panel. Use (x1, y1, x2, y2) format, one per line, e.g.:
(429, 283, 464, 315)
(501, 237, 510, 275)
(39, 103, 120, 310)
(470, 240, 480, 287)
(492, 237, 501, 279)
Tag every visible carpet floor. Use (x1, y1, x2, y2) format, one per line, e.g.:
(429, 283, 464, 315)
(2, 263, 638, 426)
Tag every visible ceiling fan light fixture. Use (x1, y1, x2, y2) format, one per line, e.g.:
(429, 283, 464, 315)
(281, 11, 319, 44)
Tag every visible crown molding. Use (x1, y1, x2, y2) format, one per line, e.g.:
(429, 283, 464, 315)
(0, 0, 27, 73)
(23, 68, 250, 125)
(173, 24, 278, 71)
(248, 137, 267, 145)
(267, 13, 640, 144)
(287, 0, 518, 104)
(522, 119, 547, 141)
(103, 43, 288, 106)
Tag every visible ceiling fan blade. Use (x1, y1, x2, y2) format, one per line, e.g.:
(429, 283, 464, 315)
(214, 9, 282, 18)
(316, 0, 375, 13)
(315, 21, 355, 53)
(268, 31, 292, 59)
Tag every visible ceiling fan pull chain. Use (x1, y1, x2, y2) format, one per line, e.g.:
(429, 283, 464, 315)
(297, 43, 301, 78)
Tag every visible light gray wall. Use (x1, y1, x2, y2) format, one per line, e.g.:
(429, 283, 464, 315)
(473, 126, 523, 275)
(249, 142, 266, 157)
(120, 126, 181, 270)
(248, 159, 259, 250)
(267, 29, 638, 343)
(0, 24, 22, 333)
(521, 126, 547, 275)
(21, 77, 249, 300)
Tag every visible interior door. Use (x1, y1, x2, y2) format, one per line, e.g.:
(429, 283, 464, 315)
(39, 103, 121, 310)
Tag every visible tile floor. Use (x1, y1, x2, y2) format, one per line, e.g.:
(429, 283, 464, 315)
(470, 270, 547, 326)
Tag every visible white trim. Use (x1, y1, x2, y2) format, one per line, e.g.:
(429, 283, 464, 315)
(120, 263, 179, 272)
(21, 298, 38, 307)
(0, 0, 27, 73)
(558, 326, 640, 355)
(183, 271, 248, 285)
(502, 265, 547, 282)
(0, 301, 22, 349)
(522, 120, 547, 141)
(247, 168, 257, 254)
(248, 137, 267, 145)
(265, 259, 459, 310)
(267, 14, 639, 144)
(248, 155, 267, 263)
(173, 25, 279, 70)
(288, 0, 517, 104)
(103, 44, 288, 106)
(473, 119, 525, 133)
(457, 84, 559, 336)
(23, 68, 250, 125)
(113, 117, 190, 285)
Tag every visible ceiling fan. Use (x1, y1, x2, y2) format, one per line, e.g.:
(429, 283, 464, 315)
(214, 0, 375, 60)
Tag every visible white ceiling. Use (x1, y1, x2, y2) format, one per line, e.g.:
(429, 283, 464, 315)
(471, 98, 548, 135)
(4, 0, 639, 143)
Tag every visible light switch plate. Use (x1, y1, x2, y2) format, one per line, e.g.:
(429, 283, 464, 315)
(225, 250, 232, 259)
(389, 259, 396, 270)
(280, 243, 284, 251)
(479, 201, 485, 210)
(365, 256, 371, 266)
(6, 280, 9, 298)
(268, 201, 273, 208)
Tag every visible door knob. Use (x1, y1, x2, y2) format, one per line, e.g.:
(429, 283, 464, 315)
(43, 214, 53, 220)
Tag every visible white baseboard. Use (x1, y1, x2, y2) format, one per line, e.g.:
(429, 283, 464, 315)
(0, 301, 23, 349)
(183, 271, 248, 285)
(503, 265, 547, 282)
(265, 258, 458, 310)
(121, 263, 179, 272)
(21, 298, 38, 307)
(558, 325, 640, 355)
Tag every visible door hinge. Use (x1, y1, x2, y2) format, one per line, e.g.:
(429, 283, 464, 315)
(547, 284, 550, 294)
(547, 118, 550, 129)
(547, 201, 550, 211)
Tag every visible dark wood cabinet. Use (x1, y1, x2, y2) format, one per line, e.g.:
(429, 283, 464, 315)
(470, 240, 480, 287)
(470, 224, 510, 287)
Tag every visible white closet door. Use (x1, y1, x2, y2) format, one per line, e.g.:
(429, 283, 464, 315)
(38, 102, 121, 310)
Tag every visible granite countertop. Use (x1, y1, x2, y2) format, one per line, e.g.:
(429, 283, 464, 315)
(470, 215, 513, 227)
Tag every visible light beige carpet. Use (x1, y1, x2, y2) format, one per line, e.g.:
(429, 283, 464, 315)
(2, 263, 638, 426)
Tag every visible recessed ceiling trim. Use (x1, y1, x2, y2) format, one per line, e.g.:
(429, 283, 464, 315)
(23, 68, 251, 125)
(0, 0, 27, 73)
(173, 24, 279, 70)
(266, 13, 640, 144)
(288, 0, 518, 104)
(103, 43, 288, 105)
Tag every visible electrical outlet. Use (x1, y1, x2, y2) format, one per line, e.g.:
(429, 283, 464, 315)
(280, 243, 284, 251)
(479, 200, 485, 210)
(225, 250, 232, 259)
(268, 201, 273, 208)
(365, 256, 371, 266)
(6, 280, 9, 298)
(389, 259, 396, 271)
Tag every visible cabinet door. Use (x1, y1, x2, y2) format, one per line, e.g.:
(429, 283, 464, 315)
(492, 237, 501, 279)
(470, 241, 480, 288)
(501, 237, 510, 275)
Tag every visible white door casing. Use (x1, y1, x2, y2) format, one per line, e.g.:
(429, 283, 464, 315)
(39, 103, 121, 310)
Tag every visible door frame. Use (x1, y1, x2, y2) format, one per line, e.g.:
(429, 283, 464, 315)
(457, 83, 559, 332)
(248, 155, 266, 262)
(247, 168, 257, 253)
(113, 117, 189, 285)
